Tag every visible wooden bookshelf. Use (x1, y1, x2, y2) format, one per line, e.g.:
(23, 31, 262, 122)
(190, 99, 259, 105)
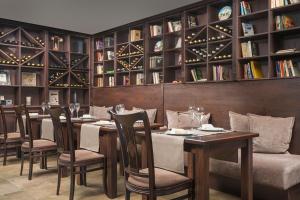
(0, 19, 90, 107)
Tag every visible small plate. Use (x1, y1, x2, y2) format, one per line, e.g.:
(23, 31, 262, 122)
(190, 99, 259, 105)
(199, 128, 224, 132)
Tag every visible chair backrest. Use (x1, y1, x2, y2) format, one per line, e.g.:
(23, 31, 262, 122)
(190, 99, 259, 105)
(110, 110, 156, 190)
(23, 106, 34, 148)
(14, 105, 27, 142)
(48, 107, 75, 161)
(0, 106, 8, 140)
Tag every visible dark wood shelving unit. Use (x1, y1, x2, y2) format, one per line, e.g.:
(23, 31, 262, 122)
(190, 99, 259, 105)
(0, 19, 90, 107)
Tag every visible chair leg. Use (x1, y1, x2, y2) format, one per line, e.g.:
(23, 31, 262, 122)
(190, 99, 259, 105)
(83, 166, 87, 186)
(188, 187, 194, 200)
(149, 193, 157, 200)
(103, 159, 107, 193)
(20, 151, 24, 176)
(69, 167, 75, 200)
(3, 143, 7, 166)
(44, 154, 48, 170)
(125, 188, 131, 200)
(28, 153, 33, 180)
(57, 165, 61, 195)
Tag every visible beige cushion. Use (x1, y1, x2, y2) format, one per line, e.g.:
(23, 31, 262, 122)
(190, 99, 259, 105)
(249, 114, 295, 153)
(0, 132, 21, 141)
(229, 111, 249, 132)
(210, 152, 300, 190)
(132, 107, 157, 124)
(166, 110, 210, 129)
(59, 149, 104, 165)
(22, 139, 56, 151)
(128, 168, 191, 188)
(90, 106, 112, 120)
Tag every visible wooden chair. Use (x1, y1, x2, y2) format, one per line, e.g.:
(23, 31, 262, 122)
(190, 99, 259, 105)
(15, 105, 57, 180)
(0, 106, 22, 165)
(110, 110, 194, 200)
(48, 107, 107, 200)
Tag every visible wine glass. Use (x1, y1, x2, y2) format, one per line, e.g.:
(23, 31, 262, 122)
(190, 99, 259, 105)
(69, 103, 75, 118)
(75, 103, 80, 118)
(41, 102, 46, 115)
(115, 104, 125, 114)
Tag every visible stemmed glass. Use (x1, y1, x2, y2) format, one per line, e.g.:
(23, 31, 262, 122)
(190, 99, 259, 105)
(69, 103, 75, 118)
(74, 103, 80, 118)
(115, 104, 125, 114)
(41, 102, 47, 115)
(188, 105, 205, 127)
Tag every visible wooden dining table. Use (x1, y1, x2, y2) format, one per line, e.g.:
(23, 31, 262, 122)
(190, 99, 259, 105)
(136, 130, 259, 200)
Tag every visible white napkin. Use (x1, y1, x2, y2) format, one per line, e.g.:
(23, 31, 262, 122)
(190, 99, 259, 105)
(16, 116, 26, 133)
(41, 119, 54, 141)
(80, 124, 101, 152)
(92, 120, 115, 126)
(152, 133, 185, 173)
(167, 128, 191, 135)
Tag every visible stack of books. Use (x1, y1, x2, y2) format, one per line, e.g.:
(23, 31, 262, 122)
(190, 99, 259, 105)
(136, 73, 144, 85)
(276, 59, 300, 77)
(241, 41, 258, 58)
(271, 0, 300, 8)
(213, 65, 228, 81)
(167, 20, 182, 33)
(243, 61, 264, 79)
(190, 68, 207, 82)
(275, 15, 295, 30)
(152, 72, 162, 84)
(240, 1, 252, 15)
(130, 30, 142, 42)
(150, 25, 162, 37)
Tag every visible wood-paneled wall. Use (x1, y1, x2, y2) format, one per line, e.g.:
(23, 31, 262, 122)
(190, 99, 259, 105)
(92, 78, 300, 154)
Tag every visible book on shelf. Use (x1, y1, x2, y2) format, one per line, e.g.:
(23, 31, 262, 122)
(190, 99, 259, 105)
(213, 65, 229, 81)
(271, 0, 300, 8)
(130, 29, 142, 42)
(97, 77, 104, 87)
(276, 59, 300, 77)
(154, 40, 163, 52)
(243, 61, 264, 79)
(96, 64, 104, 75)
(123, 75, 130, 86)
(275, 15, 295, 30)
(242, 23, 254, 36)
(95, 39, 104, 50)
(190, 68, 207, 82)
(108, 76, 115, 87)
(150, 25, 162, 37)
(106, 51, 115, 60)
(152, 72, 162, 84)
(187, 16, 197, 28)
(49, 90, 59, 105)
(175, 53, 182, 65)
(241, 41, 259, 58)
(104, 37, 114, 47)
(168, 20, 182, 33)
(240, 1, 252, 15)
(136, 73, 144, 85)
(174, 37, 182, 48)
(96, 52, 104, 62)
(150, 56, 163, 69)
(275, 48, 297, 54)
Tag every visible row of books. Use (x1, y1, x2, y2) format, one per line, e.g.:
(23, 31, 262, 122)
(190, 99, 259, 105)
(240, 1, 252, 15)
(104, 37, 114, 47)
(275, 15, 295, 30)
(167, 20, 182, 33)
(96, 77, 104, 87)
(241, 41, 258, 58)
(243, 61, 263, 79)
(190, 68, 207, 82)
(150, 25, 162, 37)
(271, 0, 300, 8)
(276, 59, 300, 78)
(136, 73, 144, 85)
(108, 76, 115, 87)
(95, 40, 104, 50)
(96, 64, 104, 75)
(152, 72, 163, 84)
(130, 30, 142, 42)
(212, 65, 229, 81)
(187, 15, 198, 28)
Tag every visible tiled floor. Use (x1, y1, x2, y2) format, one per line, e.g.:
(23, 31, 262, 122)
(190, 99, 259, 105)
(0, 156, 240, 200)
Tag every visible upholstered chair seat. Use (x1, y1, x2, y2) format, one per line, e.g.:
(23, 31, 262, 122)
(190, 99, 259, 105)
(59, 149, 105, 166)
(0, 132, 21, 141)
(21, 139, 57, 152)
(128, 168, 191, 189)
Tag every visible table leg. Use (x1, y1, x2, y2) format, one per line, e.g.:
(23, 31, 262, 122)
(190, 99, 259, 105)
(103, 132, 118, 198)
(241, 139, 253, 200)
(193, 147, 209, 200)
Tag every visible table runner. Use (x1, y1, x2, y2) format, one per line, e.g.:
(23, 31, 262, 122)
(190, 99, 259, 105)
(80, 123, 101, 152)
(41, 119, 54, 141)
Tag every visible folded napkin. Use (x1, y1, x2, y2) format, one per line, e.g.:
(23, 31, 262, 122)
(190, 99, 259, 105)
(152, 133, 185, 173)
(92, 120, 115, 126)
(167, 128, 192, 135)
(16, 116, 26, 133)
(41, 119, 54, 141)
(80, 124, 101, 152)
